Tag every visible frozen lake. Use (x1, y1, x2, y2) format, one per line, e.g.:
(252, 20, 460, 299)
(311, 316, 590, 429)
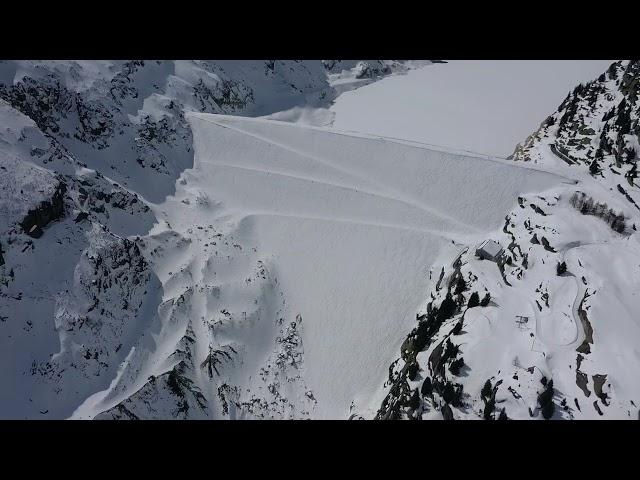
(331, 60, 615, 158)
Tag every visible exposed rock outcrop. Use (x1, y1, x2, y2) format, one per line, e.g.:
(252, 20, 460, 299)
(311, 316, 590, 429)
(20, 180, 66, 238)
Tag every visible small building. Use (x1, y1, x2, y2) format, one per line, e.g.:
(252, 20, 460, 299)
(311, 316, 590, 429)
(475, 239, 504, 262)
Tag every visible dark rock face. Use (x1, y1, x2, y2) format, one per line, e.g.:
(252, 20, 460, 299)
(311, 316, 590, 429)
(26, 225, 43, 238)
(0, 75, 115, 149)
(74, 211, 89, 223)
(538, 379, 555, 420)
(192, 78, 254, 113)
(30, 231, 159, 403)
(512, 60, 640, 173)
(592, 374, 609, 406)
(354, 61, 392, 79)
(73, 172, 152, 232)
(376, 279, 467, 419)
(441, 403, 454, 420)
(95, 367, 208, 420)
(0, 76, 73, 137)
(20, 181, 66, 237)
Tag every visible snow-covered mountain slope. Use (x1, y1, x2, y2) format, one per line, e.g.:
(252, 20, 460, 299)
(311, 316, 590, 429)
(0, 59, 428, 419)
(0, 99, 160, 419)
(87, 113, 561, 420)
(374, 60, 640, 420)
(0, 60, 333, 203)
(331, 60, 614, 158)
(3, 59, 639, 420)
(261, 61, 431, 127)
(0, 60, 345, 419)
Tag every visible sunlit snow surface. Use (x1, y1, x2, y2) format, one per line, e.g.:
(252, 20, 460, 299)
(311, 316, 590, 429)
(167, 114, 564, 417)
(5, 60, 632, 419)
(330, 60, 615, 158)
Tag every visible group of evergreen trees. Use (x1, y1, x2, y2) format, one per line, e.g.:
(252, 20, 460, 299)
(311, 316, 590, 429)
(570, 191, 627, 233)
(392, 265, 495, 419)
(556, 261, 567, 276)
(538, 377, 555, 420)
(480, 378, 504, 420)
(554, 61, 639, 174)
(596, 70, 640, 166)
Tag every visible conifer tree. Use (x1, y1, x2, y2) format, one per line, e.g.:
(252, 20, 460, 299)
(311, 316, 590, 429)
(409, 388, 420, 410)
(557, 261, 567, 276)
(467, 291, 480, 309)
(480, 292, 491, 307)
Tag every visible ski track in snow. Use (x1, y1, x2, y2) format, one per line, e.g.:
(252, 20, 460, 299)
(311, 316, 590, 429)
(194, 115, 482, 234)
(197, 162, 467, 237)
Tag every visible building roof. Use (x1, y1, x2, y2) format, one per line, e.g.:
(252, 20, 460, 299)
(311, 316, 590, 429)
(478, 239, 503, 258)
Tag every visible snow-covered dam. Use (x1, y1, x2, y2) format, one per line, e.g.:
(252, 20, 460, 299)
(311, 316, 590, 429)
(137, 113, 563, 418)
